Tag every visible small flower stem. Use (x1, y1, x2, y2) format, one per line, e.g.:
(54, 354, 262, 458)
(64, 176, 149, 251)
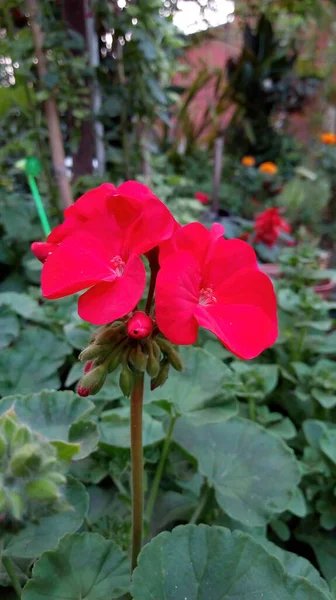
(248, 398, 256, 421)
(130, 372, 145, 572)
(145, 267, 158, 314)
(2, 556, 22, 599)
(189, 485, 211, 525)
(145, 414, 177, 523)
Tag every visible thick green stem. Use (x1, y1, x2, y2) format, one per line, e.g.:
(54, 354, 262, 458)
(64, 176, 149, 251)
(189, 485, 211, 525)
(130, 373, 144, 572)
(2, 557, 22, 599)
(248, 398, 256, 421)
(146, 415, 177, 523)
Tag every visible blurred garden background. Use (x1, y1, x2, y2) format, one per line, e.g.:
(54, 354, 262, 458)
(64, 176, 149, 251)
(2, 1, 336, 598)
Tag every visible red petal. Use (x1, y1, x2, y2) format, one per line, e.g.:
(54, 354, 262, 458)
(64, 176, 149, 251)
(48, 184, 116, 244)
(64, 183, 116, 221)
(195, 302, 278, 359)
(31, 241, 57, 263)
(204, 238, 258, 290)
(155, 251, 200, 344)
(41, 231, 114, 299)
(116, 180, 157, 204)
(160, 222, 211, 266)
(215, 267, 277, 320)
(195, 267, 278, 358)
(78, 255, 146, 325)
(126, 199, 175, 255)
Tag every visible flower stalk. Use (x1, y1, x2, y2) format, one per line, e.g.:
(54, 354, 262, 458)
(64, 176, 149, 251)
(130, 372, 145, 571)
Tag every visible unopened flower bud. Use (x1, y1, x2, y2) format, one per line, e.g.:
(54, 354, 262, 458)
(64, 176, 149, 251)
(94, 322, 126, 345)
(128, 343, 148, 372)
(156, 337, 183, 371)
(152, 340, 161, 361)
(77, 364, 107, 397)
(119, 365, 134, 397)
(145, 341, 160, 378)
(84, 361, 93, 374)
(150, 358, 170, 390)
(10, 444, 41, 477)
(79, 343, 110, 363)
(127, 311, 153, 339)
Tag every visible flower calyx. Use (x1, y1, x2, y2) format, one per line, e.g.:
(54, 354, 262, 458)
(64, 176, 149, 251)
(77, 318, 183, 397)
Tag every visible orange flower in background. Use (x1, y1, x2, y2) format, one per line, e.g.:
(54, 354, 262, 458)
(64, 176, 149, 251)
(258, 162, 278, 175)
(320, 132, 336, 145)
(241, 156, 256, 167)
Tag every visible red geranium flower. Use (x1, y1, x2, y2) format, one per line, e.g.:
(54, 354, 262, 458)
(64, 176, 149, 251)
(195, 191, 209, 204)
(254, 207, 291, 247)
(156, 222, 277, 359)
(34, 181, 175, 325)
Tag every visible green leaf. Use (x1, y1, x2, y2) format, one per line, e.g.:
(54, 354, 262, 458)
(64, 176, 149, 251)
(22, 532, 129, 600)
(132, 524, 331, 599)
(258, 538, 331, 594)
(64, 322, 92, 350)
(0, 308, 19, 349)
(288, 487, 308, 518)
(0, 292, 44, 321)
(68, 420, 99, 460)
(13, 391, 95, 460)
(312, 390, 336, 409)
(173, 417, 301, 526)
(99, 407, 164, 449)
(4, 477, 88, 559)
(0, 327, 71, 395)
(65, 362, 84, 387)
(297, 520, 336, 585)
(143, 346, 231, 414)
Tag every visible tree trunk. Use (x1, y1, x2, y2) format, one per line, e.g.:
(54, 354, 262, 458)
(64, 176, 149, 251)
(62, 0, 94, 180)
(26, 0, 73, 209)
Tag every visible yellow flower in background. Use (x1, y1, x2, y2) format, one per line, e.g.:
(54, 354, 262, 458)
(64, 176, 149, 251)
(258, 161, 278, 175)
(241, 156, 256, 167)
(320, 132, 336, 145)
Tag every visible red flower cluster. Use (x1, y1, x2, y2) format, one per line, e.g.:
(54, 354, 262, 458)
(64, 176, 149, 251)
(194, 191, 209, 204)
(254, 207, 291, 247)
(32, 182, 278, 359)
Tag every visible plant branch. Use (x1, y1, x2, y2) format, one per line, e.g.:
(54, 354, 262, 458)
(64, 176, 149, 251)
(189, 485, 211, 525)
(145, 414, 177, 523)
(2, 557, 22, 599)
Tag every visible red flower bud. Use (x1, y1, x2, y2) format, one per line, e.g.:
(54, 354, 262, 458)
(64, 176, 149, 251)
(77, 385, 91, 397)
(84, 361, 93, 373)
(127, 311, 153, 339)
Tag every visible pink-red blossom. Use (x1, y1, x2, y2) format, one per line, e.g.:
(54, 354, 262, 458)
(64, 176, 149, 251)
(33, 181, 175, 325)
(156, 222, 277, 359)
(254, 207, 291, 247)
(195, 191, 209, 204)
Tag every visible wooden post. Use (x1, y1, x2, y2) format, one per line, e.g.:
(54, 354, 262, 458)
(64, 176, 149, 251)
(212, 136, 224, 217)
(26, 0, 73, 208)
(84, 0, 105, 175)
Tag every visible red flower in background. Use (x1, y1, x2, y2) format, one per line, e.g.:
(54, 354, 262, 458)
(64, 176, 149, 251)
(33, 182, 175, 325)
(254, 207, 291, 247)
(156, 222, 278, 359)
(195, 191, 209, 204)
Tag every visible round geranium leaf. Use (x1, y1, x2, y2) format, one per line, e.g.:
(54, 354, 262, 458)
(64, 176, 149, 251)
(132, 525, 331, 600)
(22, 533, 129, 600)
(13, 391, 95, 460)
(173, 417, 301, 526)
(4, 477, 88, 559)
(99, 407, 164, 449)
(143, 346, 232, 414)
